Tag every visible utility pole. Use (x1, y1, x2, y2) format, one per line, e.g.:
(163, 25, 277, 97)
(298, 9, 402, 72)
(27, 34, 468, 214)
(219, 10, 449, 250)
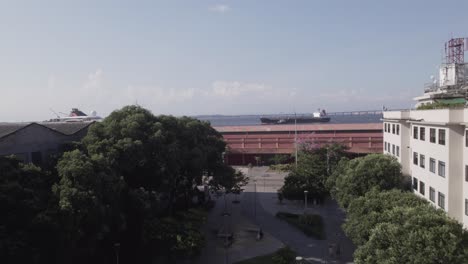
(295, 111, 298, 169)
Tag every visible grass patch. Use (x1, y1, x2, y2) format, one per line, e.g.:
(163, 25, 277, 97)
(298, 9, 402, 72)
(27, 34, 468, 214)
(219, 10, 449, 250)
(234, 247, 296, 264)
(276, 212, 325, 240)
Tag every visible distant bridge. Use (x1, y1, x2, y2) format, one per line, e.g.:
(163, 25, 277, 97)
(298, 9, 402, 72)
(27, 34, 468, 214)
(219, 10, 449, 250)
(327, 110, 383, 116)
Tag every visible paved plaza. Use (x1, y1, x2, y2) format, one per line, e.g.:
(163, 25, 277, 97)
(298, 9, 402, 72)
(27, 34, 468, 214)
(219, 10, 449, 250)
(194, 166, 355, 264)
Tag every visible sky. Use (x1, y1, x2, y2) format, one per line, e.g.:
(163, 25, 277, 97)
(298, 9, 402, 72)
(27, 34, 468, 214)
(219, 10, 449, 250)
(1, 0, 467, 121)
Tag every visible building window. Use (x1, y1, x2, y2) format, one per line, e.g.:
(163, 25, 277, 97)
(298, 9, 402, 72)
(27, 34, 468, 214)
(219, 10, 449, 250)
(384, 141, 387, 151)
(466, 130, 468, 147)
(420, 127, 425, 141)
(419, 181, 425, 195)
(438, 129, 446, 145)
(392, 144, 395, 155)
(413, 126, 418, 139)
(384, 123, 387, 132)
(392, 124, 395, 134)
(438, 192, 445, 209)
(396, 146, 400, 157)
(31, 151, 42, 166)
(396, 124, 400, 135)
(466, 165, 468, 182)
(420, 154, 425, 168)
(465, 199, 468, 216)
(430, 158, 436, 173)
(412, 177, 418, 190)
(438, 161, 446, 178)
(429, 187, 435, 202)
(430, 128, 436, 143)
(413, 152, 418, 165)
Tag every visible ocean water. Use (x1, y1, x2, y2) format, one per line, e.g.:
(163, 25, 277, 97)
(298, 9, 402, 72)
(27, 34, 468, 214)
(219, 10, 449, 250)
(195, 113, 383, 127)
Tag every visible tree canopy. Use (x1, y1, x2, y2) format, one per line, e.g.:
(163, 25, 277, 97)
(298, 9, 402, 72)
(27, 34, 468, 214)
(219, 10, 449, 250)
(331, 154, 403, 208)
(0, 157, 59, 264)
(1, 105, 244, 264)
(351, 193, 468, 263)
(280, 143, 348, 201)
(343, 189, 428, 246)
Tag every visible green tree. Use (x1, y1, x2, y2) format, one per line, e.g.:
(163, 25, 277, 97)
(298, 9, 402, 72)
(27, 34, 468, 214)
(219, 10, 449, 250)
(0, 157, 60, 264)
(54, 150, 125, 262)
(325, 157, 349, 192)
(354, 205, 468, 264)
(343, 189, 428, 246)
(280, 153, 327, 201)
(332, 154, 403, 208)
(54, 105, 239, 262)
(270, 154, 289, 165)
(280, 143, 347, 202)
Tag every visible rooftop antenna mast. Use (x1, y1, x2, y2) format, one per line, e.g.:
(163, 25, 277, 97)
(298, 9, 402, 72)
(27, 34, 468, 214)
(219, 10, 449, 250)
(445, 38, 465, 64)
(444, 37, 467, 86)
(49, 108, 60, 118)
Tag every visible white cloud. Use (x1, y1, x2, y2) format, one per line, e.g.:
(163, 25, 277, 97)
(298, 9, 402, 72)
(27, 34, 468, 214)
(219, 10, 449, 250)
(82, 68, 103, 91)
(210, 81, 271, 97)
(209, 4, 231, 13)
(125, 85, 195, 105)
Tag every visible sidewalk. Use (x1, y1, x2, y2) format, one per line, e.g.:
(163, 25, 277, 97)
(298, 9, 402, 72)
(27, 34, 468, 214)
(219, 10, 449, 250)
(245, 166, 355, 264)
(193, 192, 284, 264)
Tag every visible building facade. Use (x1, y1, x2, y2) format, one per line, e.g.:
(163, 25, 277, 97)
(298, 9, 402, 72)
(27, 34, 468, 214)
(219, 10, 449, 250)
(383, 109, 468, 228)
(0, 122, 94, 166)
(216, 123, 383, 165)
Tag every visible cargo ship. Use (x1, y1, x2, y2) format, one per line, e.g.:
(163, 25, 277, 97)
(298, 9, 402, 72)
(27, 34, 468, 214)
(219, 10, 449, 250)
(260, 109, 330, 124)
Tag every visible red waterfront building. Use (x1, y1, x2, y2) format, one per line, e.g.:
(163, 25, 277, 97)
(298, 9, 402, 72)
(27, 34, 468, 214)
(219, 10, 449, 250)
(215, 123, 383, 165)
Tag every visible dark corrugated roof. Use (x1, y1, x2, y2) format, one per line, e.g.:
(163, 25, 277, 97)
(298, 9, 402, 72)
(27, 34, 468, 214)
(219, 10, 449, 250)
(41, 122, 94, 135)
(0, 121, 95, 139)
(0, 123, 31, 138)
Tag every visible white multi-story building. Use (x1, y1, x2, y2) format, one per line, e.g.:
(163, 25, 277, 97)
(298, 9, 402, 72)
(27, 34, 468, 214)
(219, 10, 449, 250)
(383, 109, 468, 227)
(384, 37, 468, 227)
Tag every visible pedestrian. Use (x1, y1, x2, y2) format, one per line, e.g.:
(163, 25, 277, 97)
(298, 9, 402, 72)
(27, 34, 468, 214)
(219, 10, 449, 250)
(328, 243, 335, 258)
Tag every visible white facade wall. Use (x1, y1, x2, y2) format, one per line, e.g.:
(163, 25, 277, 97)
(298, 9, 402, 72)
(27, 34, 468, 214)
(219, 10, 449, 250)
(384, 109, 468, 228)
(383, 118, 410, 175)
(463, 108, 468, 227)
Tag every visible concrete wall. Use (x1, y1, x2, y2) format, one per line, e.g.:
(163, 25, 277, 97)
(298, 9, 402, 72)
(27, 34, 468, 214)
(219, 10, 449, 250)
(463, 127, 468, 228)
(409, 109, 464, 124)
(448, 125, 464, 222)
(0, 124, 86, 165)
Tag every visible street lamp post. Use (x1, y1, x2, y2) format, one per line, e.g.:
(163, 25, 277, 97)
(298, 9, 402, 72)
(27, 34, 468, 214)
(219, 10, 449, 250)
(114, 243, 120, 264)
(295, 256, 303, 264)
(304, 190, 308, 211)
(253, 179, 257, 224)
